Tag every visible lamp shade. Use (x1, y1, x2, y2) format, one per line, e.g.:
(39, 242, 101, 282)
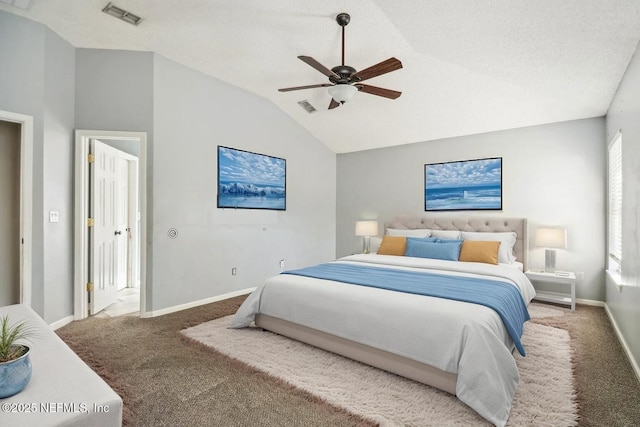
(355, 220, 379, 237)
(535, 227, 566, 249)
(328, 84, 357, 103)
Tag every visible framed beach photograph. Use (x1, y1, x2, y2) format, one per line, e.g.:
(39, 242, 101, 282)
(217, 146, 286, 210)
(424, 157, 502, 211)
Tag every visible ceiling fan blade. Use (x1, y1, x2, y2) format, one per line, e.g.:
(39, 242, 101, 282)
(298, 56, 341, 79)
(356, 84, 402, 99)
(328, 98, 341, 109)
(278, 83, 333, 92)
(351, 57, 402, 82)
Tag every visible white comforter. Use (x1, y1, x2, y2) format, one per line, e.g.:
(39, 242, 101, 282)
(230, 254, 536, 426)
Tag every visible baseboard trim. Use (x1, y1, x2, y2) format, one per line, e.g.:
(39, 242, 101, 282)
(604, 303, 640, 384)
(49, 315, 74, 330)
(142, 287, 255, 318)
(576, 298, 604, 307)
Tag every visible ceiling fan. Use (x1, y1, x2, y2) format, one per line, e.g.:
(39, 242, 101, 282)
(278, 13, 403, 110)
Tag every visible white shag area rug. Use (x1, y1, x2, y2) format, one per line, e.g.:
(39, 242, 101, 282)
(182, 308, 576, 426)
(528, 302, 568, 319)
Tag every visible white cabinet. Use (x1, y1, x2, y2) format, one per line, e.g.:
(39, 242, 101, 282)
(0, 304, 123, 426)
(525, 270, 576, 311)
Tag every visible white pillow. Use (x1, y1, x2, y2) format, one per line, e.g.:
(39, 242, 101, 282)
(369, 236, 383, 253)
(461, 231, 517, 264)
(429, 229, 462, 239)
(386, 228, 432, 238)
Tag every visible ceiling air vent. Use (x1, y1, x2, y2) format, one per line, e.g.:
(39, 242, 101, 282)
(298, 100, 317, 114)
(102, 2, 143, 26)
(0, 0, 34, 11)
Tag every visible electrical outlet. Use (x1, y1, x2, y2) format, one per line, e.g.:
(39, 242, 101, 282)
(280, 259, 285, 268)
(49, 211, 59, 223)
(232, 267, 237, 276)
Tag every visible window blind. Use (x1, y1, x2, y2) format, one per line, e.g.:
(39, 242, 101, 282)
(608, 132, 622, 266)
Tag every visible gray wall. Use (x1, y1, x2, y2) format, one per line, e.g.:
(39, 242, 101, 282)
(0, 11, 76, 322)
(74, 48, 336, 313)
(98, 139, 141, 158)
(151, 54, 335, 311)
(337, 118, 606, 302)
(74, 48, 155, 310)
(605, 39, 640, 373)
(75, 49, 155, 133)
(0, 11, 45, 316)
(42, 28, 76, 323)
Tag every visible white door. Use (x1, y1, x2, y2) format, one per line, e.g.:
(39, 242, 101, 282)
(90, 139, 120, 314)
(126, 159, 140, 289)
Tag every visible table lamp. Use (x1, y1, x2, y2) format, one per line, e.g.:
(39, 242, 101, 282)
(355, 220, 379, 254)
(535, 227, 567, 273)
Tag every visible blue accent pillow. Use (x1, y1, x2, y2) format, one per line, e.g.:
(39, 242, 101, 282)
(435, 238, 464, 244)
(405, 238, 462, 261)
(406, 237, 439, 243)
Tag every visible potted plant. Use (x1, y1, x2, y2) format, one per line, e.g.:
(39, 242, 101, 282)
(0, 315, 35, 398)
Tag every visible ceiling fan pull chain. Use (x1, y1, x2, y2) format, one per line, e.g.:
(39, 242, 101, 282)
(342, 25, 345, 66)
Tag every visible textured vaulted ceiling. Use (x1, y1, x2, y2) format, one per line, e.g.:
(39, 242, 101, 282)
(3, 0, 640, 153)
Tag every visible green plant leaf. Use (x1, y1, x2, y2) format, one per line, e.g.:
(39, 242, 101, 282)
(0, 315, 37, 362)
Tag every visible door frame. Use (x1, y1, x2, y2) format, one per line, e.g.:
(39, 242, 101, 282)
(120, 151, 139, 290)
(74, 130, 147, 319)
(0, 110, 33, 307)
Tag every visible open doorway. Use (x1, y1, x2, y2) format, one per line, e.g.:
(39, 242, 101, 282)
(0, 110, 33, 308)
(90, 139, 140, 317)
(0, 120, 21, 306)
(74, 130, 147, 320)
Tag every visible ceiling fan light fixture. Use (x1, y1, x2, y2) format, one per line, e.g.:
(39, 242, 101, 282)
(328, 84, 357, 104)
(278, 13, 402, 110)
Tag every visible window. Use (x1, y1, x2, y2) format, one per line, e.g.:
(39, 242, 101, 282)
(607, 131, 622, 274)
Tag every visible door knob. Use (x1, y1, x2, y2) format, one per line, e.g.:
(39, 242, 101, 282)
(115, 231, 122, 235)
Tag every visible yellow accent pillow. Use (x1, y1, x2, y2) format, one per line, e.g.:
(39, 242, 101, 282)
(377, 236, 407, 256)
(459, 240, 500, 265)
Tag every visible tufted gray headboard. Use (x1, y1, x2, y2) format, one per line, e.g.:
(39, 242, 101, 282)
(388, 216, 528, 270)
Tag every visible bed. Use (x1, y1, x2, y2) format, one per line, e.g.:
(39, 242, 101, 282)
(230, 216, 536, 427)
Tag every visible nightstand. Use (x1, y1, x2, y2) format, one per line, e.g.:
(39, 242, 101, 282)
(525, 270, 576, 310)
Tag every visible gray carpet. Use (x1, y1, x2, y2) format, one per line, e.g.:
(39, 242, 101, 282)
(56, 297, 640, 426)
(530, 304, 640, 426)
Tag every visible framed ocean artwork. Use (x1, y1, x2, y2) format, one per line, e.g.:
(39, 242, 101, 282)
(217, 146, 286, 210)
(424, 157, 502, 211)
